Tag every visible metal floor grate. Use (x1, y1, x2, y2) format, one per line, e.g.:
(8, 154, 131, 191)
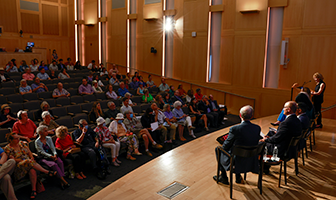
(157, 182, 189, 199)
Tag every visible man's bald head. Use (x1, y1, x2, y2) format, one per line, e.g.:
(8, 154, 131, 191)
(240, 105, 254, 120)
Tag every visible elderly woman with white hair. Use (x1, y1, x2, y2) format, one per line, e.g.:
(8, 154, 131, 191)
(163, 104, 185, 141)
(172, 101, 196, 138)
(39, 111, 59, 135)
(35, 125, 70, 190)
(19, 79, 32, 95)
(94, 117, 121, 166)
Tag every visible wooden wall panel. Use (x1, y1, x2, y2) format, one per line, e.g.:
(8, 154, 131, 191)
(43, 0, 58, 3)
(183, 0, 208, 32)
(84, 0, 98, 65)
(61, 0, 67, 4)
(235, 0, 268, 30)
(222, 0, 236, 30)
(21, 13, 40, 34)
(61, 7, 68, 36)
(42, 4, 59, 35)
(303, 0, 336, 28)
(0, 0, 18, 33)
(218, 35, 234, 84)
(282, 0, 304, 29)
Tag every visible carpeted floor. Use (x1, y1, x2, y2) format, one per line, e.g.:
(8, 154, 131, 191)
(3, 114, 240, 200)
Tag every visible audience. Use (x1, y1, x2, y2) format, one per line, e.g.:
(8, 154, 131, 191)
(209, 94, 227, 124)
(39, 111, 59, 134)
(79, 78, 94, 95)
(58, 59, 65, 70)
(36, 101, 54, 121)
(52, 83, 70, 98)
(0, 104, 17, 129)
(89, 102, 105, 124)
(31, 77, 49, 93)
(0, 68, 12, 83)
(198, 95, 219, 127)
(18, 60, 28, 72)
(159, 78, 170, 92)
(39, 61, 48, 71)
(171, 90, 186, 106)
(124, 92, 136, 106)
(0, 146, 17, 200)
(58, 68, 70, 79)
(189, 98, 209, 131)
(186, 89, 194, 103)
(65, 58, 74, 71)
(22, 68, 35, 81)
(143, 89, 153, 103)
(151, 103, 176, 143)
(49, 60, 58, 71)
(5, 61, 18, 73)
(146, 75, 156, 88)
(19, 79, 32, 95)
(120, 97, 133, 114)
(94, 75, 104, 87)
(195, 88, 203, 101)
(177, 84, 187, 97)
(30, 59, 39, 72)
(12, 111, 37, 141)
(52, 50, 58, 62)
(129, 76, 139, 90)
(106, 84, 118, 100)
(109, 73, 119, 86)
(136, 83, 145, 95)
(154, 94, 165, 109)
(118, 82, 129, 97)
(163, 92, 173, 106)
(104, 102, 119, 124)
(168, 85, 175, 97)
(172, 101, 196, 138)
(87, 60, 97, 71)
(37, 68, 51, 80)
(92, 80, 103, 93)
(163, 104, 185, 141)
(49, 70, 57, 79)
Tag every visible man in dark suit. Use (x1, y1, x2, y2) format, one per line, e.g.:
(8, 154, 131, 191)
(213, 105, 261, 185)
(198, 95, 219, 127)
(261, 101, 302, 173)
(209, 94, 227, 124)
(297, 102, 310, 150)
(170, 90, 186, 106)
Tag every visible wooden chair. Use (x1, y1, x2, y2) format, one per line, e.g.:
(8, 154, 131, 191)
(216, 143, 265, 199)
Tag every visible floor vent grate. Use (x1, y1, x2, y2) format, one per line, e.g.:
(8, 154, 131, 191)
(157, 182, 189, 199)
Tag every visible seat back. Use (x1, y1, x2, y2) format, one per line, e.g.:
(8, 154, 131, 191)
(72, 113, 88, 125)
(55, 116, 73, 128)
(56, 97, 71, 106)
(182, 106, 190, 115)
(81, 103, 93, 113)
(70, 95, 84, 104)
(23, 93, 39, 101)
(284, 136, 301, 158)
(66, 105, 82, 115)
(38, 91, 52, 100)
(1, 82, 15, 88)
(67, 88, 78, 96)
(232, 143, 265, 158)
(9, 103, 24, 114)
(44, 98, 56, 108)
(6, 94, 24, 103)
(140, 104, 151, 113)
(95, 92, 106, 101)
(131, 96, 143, 104)
(50, 107, 68, 118)
(83, 94, 96, 102)
(23, 100, 42, 110)
(0, 96, 7, 104)
(0, 128, 10, 146)
(132, 105, 142, 115)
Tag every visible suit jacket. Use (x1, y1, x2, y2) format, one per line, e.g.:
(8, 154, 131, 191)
(220, 121, 261, 173)
(198, 100, 211, 113)
(265, 114, 302, 158)
(209, 100, 219, 111)
(298, 113, 310, 131)
(171, 95, 185, 105)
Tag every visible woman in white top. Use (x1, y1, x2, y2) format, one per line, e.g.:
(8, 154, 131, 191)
(92, 80, 103, 93)
(58, 68, 70, 79)
(106, 84, 118, 100)
(94, 75, 104, 87)
(30, 59, 38, 72)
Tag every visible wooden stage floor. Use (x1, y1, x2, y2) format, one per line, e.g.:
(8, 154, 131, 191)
(89, 115, 336, 200)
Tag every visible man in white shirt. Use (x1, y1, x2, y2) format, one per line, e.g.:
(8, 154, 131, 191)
(49, 60, 58, 71)
(151, 103, 176, 143)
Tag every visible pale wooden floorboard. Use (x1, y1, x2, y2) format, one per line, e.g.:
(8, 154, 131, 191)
(89, 115, 336, 200)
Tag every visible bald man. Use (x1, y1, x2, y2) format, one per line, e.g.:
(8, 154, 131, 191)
(214, 105, 261, 185)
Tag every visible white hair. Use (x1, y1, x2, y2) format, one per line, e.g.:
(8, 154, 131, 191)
(36, 125, 48, 135)
(41, 111, 51, 119)
(173, 101, 182, 108)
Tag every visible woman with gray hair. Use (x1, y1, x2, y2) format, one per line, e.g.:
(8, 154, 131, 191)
(35, 125, 70, 190)
(39, 111, 59, 135)
(163, 104, 186, 141)
(172, 101, 196, 138)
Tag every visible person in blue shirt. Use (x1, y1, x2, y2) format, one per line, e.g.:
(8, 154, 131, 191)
(37, 68, 51, 80)
(19, 60, 29, 72)
(19, 79, 32, 95)
(39, 61, 49, 71)
(118, 82, 130, 97)
(129, 76, 139, 90)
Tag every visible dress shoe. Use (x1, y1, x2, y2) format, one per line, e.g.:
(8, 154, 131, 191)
(127, 155, 136, 160)
(235, 175, 244, 184)
(270, 122, 280, 126)
(263, 167, 270, 175)
(205, 127, 209, 131)
(146, 151, 153, 157)
(213, 175, 229, 185)
(152, 143, 163, 149)
(315, 124, 323, 128)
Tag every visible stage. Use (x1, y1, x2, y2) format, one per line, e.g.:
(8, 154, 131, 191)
(89, 115, 336, 200)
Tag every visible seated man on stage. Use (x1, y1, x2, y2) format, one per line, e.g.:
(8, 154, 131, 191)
(209, 94, 227, 124)
(214, 105, 261, 185)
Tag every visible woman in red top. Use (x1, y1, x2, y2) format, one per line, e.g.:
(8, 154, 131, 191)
(55, 126, 86, 180)
(177, 84, 187, 98)
(194, 88, 203, 101)
(12, 111, 37, 142)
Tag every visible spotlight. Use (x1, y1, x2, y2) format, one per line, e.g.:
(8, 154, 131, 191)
(164, 17, 174, 31)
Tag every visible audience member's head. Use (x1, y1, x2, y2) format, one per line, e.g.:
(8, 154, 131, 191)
(57, 82, 63, 90)
(40, 101, 50, 111)
(122, 97, 129, 106)
(107, 101, 116, 110)
(82, 78, 88, 86)
(56, 126, 68, 139)
(297, 102, 307, 114)
(239, 105, 254, 121)
(173, 101, 182, 109)
(283, 101, 297, 115)
(163, 104, 170, 112)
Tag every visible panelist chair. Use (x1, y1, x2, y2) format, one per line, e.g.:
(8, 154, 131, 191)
(216, 143, 265, 199)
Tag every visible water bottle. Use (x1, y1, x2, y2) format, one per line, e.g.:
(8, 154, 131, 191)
(263, 146, 268, 161)
(272, 146, 278, 161)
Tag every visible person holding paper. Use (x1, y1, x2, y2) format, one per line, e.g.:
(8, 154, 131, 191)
(151, 103, 177, 143)
(123, 111, 162, 156)
(141, 108, 162, 144)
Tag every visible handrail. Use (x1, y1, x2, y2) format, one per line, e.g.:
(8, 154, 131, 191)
(107, 62, 256, 109)
(322, 104, 336, 113)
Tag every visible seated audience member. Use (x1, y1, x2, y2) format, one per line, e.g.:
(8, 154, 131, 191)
(106, 84, 118, 100)
(65, 58, 74, 71)
(4, 132, 56, 199)
(31, 77, 48, 93)
(109, 113, 141, 160)
(151, 103, 176, 143)
(110, 64, 120, 77)
(129, 76, 139, 90)
(195, 88, 203, 101)
(39, 61, 48, 71)
(163, 104, 185, 141)
(143, 89, 154, 103)
(11, 59, 17, 67)
(98, 63, 104, 72)
(209, 94, 227, 124)
(32, 59, 40, 72)
(37, 68, 51, 80)
(0, 68, 13, 83)
(100, 68, 108, 77)
(168, 85, 175, 97)
(163, 92, 173, 106)
(79, 78, 94, 95)
(74, 61, 82, 70)
(138, 76, 146, 87)
(172, 101, 196, 138)
(36, 101, 54, 121)
(126, 73, 132, 82)
(52, 82, 70, 98)
(73, 119, 101, 175)
(49, 60, 58, 71)
(49, 70, 57, 79)
(0, 146, 17, 200)
(120, 97, 134, 114)
(22, 68, 35, 80)
(30, 59, 39, 72)
(35, 125, 69, 189)
(185, 89, 195, 103)
(5, 61, 18, 73)
(213, 105, 261, 185)
(55, 126, 87, 180)
(171, 90, 186, 106)
(12, 111, 37, 141)
(134, 72, 140, 81)
(58, 68, 70, 79)
(109, 73, 119, 86)
(159, 78, 170, 92)
(154, 94, 165, 109)
(104, 102, 119, 124)
(94, 75, 104, 87)
(52, 50, 58, 62)
(177, 84, 187, 97)
(0, 104, 17, 129)
(124, 79, 130, 89)
(297, 103, 310, 151)
(141, 108, 161, 143)
(198, 95, 219, 127)
(137, 83, 145, 95)
(146, 75, 156, 88)
(39, 111, 59, 134)
(125, 92, 136, 106)
(19, 60, 29, 72)
(272, 87, 313, 126)
(92, 80, 103, 93)
(95, 117, 121, 166)
(260, 101, 302, 173)
(118, 82, 130, 97)
(87, 71, 94, 83)
(58, 59, 65, 70)
(89, 102, 105, 124)
(124, 111, 162, 156)
(87, 60, 97, 71)
(189, 98, 209, 131)
(19, 79, 32, 95)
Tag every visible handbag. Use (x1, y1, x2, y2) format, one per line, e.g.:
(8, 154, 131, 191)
(36, 180, 45, 193)
(68, 147, 81, 154)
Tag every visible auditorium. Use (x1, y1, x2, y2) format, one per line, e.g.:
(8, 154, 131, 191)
(0, 0, 335, 199)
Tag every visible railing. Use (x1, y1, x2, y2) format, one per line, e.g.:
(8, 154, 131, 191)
(322, 104, 336, 113)
(107, 62, 256, 110)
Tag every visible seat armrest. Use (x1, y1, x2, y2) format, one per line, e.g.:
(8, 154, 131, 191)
(68, 113, 74, 116)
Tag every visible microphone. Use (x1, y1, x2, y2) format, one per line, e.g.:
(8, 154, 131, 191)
(296, 80, 311, 89)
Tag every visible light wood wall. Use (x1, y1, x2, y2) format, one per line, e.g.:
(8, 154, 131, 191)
(0, 0, 74, 65)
